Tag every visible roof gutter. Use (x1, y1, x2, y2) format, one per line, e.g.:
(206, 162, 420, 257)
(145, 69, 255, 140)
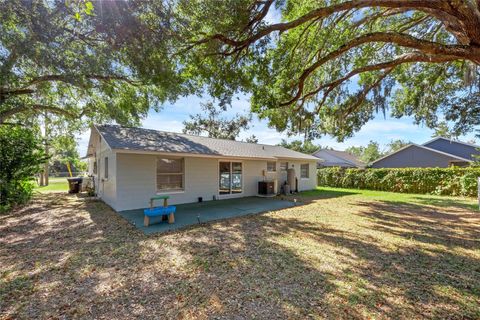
(113, 148, 278, 161)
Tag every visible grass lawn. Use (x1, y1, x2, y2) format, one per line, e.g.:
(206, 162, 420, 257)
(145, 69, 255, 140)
(1, 187, 479, 319)
(34, 177, 69, 193)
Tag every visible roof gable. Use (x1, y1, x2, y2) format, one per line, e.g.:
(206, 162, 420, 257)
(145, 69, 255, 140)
(371, 143, 471, 165)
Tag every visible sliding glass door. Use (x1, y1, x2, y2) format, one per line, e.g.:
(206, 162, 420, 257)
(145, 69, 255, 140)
(219, 161, 242, 195)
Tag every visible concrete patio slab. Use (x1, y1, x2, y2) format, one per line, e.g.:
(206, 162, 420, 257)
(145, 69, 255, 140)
(118, 197, 296, 234)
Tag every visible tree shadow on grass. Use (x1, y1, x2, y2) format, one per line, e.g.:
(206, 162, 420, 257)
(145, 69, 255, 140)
(0, 193, 145, 318)
(284, 188, 359, 205)
(2, 194, 344, 319)
(2, 193, 480, 319)
(161, 201, 480, 319)
(347, 201, 480, 316)
(410, 196, 479, 211)
(354, 201, 480, 249)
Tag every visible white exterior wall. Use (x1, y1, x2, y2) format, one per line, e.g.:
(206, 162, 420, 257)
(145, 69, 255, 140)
(112, 153, 317, 211)
(87, 130, 117, 209)
(286, 160, 318, 191)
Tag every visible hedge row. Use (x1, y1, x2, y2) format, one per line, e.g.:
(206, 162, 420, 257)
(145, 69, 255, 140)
(317, 167, 480, 197)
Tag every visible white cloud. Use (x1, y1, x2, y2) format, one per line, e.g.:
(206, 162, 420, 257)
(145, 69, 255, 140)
(264, 6, 281, 25)
(141, 117, 184, 133)
(359, 120, 422, 133)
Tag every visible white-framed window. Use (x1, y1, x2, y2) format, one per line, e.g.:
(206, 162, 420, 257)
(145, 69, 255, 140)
(93, 159, 97, 174)
(156, 157, 184, 192)
(219, 161, 242, 195)
(104, 157, 109, 179)
(280, 162, 288, 171)
(267, 161, 277, 172)
(300, 164, 309, 178)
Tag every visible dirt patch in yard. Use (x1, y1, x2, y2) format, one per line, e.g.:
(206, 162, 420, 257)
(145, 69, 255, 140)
(1, 191, 479, 319)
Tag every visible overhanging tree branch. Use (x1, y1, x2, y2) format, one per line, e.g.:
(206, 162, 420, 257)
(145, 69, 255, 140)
(0, 104, 78, 124)
(0, 74, 142, 103)
(192, 0, 455, 52)
(282, 32, 475, 106)
(289, 52, 459, 108)
(21, 74, 141, 88)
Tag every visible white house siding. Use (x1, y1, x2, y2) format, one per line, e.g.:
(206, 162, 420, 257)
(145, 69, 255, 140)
(288, 160, 318, 191)
(113, 153, 317, 211)
(87, 130, 117, 209)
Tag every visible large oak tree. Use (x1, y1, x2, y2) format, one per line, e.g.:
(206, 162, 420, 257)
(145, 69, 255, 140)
(174, 0, 480, 140)
(0, 0, 178, 125)
(0, 0, 179, 184)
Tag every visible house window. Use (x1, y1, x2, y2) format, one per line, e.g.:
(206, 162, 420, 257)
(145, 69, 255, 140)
(300, 164, 309, 178)
(157, 158, 184, 191)
(93, 159, 97, 174)
(280, 162, 288, 171)
(267, 161, 276, 172)
(104, 157, 108, 179)
(219, 161, 242, 195)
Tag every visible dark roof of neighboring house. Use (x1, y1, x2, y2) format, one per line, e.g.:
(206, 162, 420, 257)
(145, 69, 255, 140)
(313, 149, 365, 168)
(371, 142, 473, 166)
(91, 124, 318, 161)
(422, 137, 480, 161)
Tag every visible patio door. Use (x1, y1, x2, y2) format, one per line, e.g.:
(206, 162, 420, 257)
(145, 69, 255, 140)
(219, 161, 242, 195)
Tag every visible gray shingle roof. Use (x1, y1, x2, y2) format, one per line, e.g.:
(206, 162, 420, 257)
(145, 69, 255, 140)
(95, 124, 318, 161)
(313, 149, 365, 168)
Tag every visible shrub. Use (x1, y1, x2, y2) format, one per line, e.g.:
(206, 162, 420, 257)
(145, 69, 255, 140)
(317, 167, 480, 197)
(0, 126, 47, 213)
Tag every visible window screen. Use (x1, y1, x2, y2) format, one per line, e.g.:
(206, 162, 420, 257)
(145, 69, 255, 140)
(267, 161, 276, 172)
(300, 164, 309, 178)
(157, 158, 184, 191)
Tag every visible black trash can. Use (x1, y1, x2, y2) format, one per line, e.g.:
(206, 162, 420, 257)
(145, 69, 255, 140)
(67, 177, 83, 194)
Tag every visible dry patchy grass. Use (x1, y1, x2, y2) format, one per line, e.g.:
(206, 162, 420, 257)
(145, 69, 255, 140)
(1, 188, 479, 319)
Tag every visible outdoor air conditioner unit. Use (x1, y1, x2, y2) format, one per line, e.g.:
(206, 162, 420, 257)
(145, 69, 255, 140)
(258, 181, 275, 196)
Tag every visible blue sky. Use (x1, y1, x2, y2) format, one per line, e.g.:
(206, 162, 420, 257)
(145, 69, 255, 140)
(76, 94, 477, 156)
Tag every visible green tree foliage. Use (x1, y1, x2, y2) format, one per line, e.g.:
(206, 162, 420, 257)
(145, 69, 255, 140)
(432, 122, 458, 139)
(346, 141, 383, 164)
(0, 1, 180, 186)
(278, 139, 319, 154)
(386, 139, 411, 153)
(182, 101, 251, 140)
(0, 0, 177, 125)
(50, 134, 87, 175)
(0, 126, 47, 212)
(318, 167, 480, 197)
(171, 0, 480, 141)
(244, 135, 259, 143)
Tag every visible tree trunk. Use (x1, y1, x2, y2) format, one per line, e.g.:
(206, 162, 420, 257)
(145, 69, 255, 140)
(41, 111, 50, 186)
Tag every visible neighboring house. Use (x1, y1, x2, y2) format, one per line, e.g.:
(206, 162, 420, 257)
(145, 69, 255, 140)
(86, 124, 318, 211)
(313, 149, 365, 168)
(371, 137, 480, 168)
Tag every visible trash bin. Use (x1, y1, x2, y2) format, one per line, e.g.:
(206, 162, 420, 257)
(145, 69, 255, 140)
(67, 177, 83, 194)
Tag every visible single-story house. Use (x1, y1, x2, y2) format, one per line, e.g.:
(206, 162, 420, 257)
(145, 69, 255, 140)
(371, 137, 480, 168)
(312, 149, 365, 168)
(86, 125, 318, 211)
